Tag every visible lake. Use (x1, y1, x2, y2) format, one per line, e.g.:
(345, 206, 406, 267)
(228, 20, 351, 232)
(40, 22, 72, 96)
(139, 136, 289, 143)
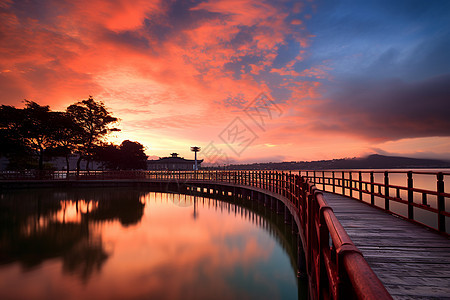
(0, 187, 305, 300)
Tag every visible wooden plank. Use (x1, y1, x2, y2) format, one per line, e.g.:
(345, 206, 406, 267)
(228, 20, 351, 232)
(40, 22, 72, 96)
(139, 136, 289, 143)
(381, 283, 450, 298)
(367, 262, 450, 277)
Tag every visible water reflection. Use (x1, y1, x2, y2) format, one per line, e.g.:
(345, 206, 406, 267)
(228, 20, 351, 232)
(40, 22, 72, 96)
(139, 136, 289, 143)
(0, 188, 303, 300)
(0, 188, 145, 281)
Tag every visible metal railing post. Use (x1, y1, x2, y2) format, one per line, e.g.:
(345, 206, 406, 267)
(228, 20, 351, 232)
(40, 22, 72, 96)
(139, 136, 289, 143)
(384, 171, 390, 211)
(359, 171, 363, 201)
(437, 172, 445, 232)
(288, 171, 292, 202)
(407, 171, 414, 220)
(269, 171, 272, 191)
(349, 172, 353, 198)
(264, 171, 267, 190)
(370, 172, 375, 205)
(322, 171, 325, 191)
(259, 171, 262, 188)
(278, 172, 281, 194)
(332, 171, 335, 193)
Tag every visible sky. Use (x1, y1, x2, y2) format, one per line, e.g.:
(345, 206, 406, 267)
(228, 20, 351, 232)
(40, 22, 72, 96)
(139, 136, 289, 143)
(1, 0, 449, 164)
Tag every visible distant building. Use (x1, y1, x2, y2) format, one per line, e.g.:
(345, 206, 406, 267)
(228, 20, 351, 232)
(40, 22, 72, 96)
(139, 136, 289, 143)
(147, 153, 203, 170)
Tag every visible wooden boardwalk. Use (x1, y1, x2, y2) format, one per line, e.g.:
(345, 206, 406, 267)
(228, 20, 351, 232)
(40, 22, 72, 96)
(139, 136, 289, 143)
(322, 191, 450, 300)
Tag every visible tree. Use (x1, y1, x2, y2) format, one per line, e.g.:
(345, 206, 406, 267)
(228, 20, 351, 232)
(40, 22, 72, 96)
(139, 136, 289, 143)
(94, 143, 121, 170)
(49, 111, 83, 176)
(118, 140, 148, 170)
(66, 96, 119, 174)
(94, 140, 148, 170)
(22, 101, 65, 170)
(0, 105, 34, 169)
(0, 101, 60, 170)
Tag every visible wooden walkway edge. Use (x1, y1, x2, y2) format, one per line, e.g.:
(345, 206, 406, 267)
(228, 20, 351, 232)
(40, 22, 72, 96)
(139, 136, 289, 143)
(322, 191, 450, 300)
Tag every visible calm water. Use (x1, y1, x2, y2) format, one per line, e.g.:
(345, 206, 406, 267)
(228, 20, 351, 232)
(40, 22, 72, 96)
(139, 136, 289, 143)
(0, 187, 303, 300)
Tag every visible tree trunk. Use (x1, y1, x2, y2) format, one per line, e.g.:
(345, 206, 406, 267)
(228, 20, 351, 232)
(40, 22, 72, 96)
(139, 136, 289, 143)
(76, 155, 82, 177)
(65, 154, 70, 178)
(38, 148, 44, 170)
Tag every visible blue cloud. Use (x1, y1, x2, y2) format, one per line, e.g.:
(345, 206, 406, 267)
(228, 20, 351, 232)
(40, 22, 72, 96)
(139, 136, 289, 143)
(306, 0, 450, 80)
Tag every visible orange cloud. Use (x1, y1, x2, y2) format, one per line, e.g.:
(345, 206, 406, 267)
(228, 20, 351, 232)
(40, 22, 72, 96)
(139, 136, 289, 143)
(0, 0, 345, 162)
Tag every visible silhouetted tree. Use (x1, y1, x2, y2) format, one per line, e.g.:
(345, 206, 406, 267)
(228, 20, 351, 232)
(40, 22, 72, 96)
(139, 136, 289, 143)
(0, 98, 152, 173)
(119, 140, 148, 170)
(94, 143, 121, 170)
(21, 102, 51, 169)
(67, 96, 119, 175)
(50, 111, 83, 175)
(94, 140, 148, 170)
(0, 105, 34, 169)
(0, 101, 62, 170)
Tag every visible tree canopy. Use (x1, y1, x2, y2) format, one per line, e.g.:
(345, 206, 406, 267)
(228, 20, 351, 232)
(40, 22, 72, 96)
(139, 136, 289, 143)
(66, 96, 120, 173)
(0, 101, 62, 170)
(0, 97, 148, 171)
(0, 104, 33, 169)
(95, 140, 148, 170)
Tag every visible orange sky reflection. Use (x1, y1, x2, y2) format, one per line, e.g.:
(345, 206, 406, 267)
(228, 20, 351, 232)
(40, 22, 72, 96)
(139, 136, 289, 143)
(0, 191, 299, 300)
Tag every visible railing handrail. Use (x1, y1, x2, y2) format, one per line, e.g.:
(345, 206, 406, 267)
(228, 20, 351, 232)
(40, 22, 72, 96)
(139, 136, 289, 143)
(301, 169, 450, 175)
(300, 170, 448, 234)
(2, 169, 447, 233)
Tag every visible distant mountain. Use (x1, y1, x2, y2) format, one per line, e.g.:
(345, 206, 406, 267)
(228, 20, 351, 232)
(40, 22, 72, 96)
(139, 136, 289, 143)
(223, 154, 450, 170)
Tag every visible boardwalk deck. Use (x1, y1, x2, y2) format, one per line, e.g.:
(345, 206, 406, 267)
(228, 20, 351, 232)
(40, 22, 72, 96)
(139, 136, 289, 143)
(322, 191, 450, 300)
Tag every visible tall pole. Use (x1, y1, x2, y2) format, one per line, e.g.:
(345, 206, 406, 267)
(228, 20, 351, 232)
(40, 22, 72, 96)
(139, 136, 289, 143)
(195, 151, 198, 170)
(190, 146, 201, 171)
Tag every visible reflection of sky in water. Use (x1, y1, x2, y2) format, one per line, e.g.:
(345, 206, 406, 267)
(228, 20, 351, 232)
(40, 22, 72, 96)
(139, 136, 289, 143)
(0, 188, 300, 300)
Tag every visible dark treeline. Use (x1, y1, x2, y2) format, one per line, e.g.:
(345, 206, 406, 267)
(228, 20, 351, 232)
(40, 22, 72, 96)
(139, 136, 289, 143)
(0, 96, 148, 173)
(224, 154, 450, 170)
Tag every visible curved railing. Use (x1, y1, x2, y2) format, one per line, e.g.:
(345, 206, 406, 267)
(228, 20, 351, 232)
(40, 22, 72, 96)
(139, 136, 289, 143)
(4, 169, 446, 233)
(1, 169, 394, 299)
(301, 170, 449, 234)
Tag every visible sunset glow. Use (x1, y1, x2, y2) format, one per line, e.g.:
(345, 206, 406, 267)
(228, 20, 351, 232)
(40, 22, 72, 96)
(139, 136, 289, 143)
(0, 189, 299, 299)
(1, 0, 449, 163)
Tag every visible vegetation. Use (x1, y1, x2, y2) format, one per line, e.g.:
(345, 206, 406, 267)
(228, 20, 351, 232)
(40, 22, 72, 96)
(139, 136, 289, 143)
(94, 140, 148, 170)
(0, 97, 148, 171)
(66, 96, 120, 174)
(223, 154, 450, 170)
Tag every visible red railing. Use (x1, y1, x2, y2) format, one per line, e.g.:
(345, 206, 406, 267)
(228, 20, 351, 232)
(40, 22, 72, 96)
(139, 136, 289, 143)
(301, 170, 449, 234)
(1, 169, 396, 299)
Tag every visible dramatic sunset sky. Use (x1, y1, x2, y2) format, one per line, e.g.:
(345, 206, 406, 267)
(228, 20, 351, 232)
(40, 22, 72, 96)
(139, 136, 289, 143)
(1, 0, 449, 164)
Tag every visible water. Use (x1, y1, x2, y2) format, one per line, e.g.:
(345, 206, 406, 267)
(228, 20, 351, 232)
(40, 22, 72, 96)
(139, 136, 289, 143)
(0, 187, 303, 300)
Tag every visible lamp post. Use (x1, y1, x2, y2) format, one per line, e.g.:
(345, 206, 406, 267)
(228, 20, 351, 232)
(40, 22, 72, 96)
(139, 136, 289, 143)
(190, 146, 200, 171)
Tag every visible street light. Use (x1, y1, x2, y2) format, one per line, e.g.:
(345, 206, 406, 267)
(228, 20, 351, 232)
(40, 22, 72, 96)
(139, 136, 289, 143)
(190, 146, 201, 170)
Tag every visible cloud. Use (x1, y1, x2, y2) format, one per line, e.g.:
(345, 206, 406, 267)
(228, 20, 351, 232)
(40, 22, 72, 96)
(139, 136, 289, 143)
(313, 74, 450, 141)
(1, 0, 316, 110)
(2, 0, 449, 161)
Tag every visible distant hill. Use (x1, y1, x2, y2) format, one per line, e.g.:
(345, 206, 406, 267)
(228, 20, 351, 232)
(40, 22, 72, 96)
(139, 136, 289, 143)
(223, 154, 450, 170)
